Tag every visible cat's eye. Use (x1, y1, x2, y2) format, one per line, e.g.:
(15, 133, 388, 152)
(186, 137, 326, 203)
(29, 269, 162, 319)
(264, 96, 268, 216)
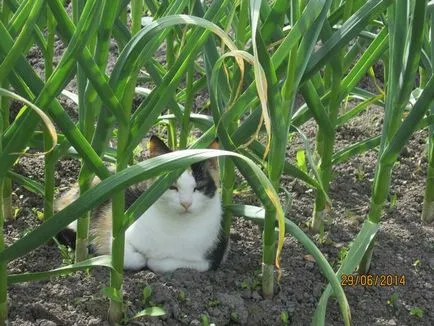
(194, 185, 205, 192)
(169, 185, 178, 191)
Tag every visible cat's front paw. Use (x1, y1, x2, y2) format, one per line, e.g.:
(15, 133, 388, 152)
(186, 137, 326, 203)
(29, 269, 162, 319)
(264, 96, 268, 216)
(124, 250, 148, 271)
(147, 258, 209, 273)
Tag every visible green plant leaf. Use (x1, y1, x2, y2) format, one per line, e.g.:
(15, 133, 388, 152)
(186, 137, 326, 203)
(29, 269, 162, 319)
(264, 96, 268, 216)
(313, 220, 379, 325)
(132, 307, 166, 319)
(7, 171, 45, 197)
(103, 286, 123, 303)
(8, 256, 115, 284)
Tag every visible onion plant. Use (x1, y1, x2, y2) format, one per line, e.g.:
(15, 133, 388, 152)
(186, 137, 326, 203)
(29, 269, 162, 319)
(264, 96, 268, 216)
(43, 3, 57, 223)
(358, 0, 430, 272)
(305, 0, 391, 232)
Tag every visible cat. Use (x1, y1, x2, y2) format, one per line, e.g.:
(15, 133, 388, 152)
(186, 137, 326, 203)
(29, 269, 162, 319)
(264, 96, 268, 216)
(55, 135, 229, 273)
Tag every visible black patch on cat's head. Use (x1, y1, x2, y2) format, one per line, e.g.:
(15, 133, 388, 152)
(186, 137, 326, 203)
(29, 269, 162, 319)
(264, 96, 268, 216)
(125, 186, 145, 209)
(148, 135, 219, 198)
(191, 161, 217, 198)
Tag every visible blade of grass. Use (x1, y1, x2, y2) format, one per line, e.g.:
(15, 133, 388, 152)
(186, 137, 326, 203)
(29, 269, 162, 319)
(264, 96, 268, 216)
(7, 255, 116, 284)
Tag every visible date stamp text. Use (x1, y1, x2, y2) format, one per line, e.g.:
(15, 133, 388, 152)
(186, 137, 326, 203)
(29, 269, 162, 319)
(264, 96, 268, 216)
(341, 274, 406, 287)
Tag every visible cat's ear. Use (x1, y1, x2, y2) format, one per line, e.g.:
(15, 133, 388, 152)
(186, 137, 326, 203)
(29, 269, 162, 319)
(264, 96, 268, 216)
(207, 138, 219, 170)
(208, 138, 219, 150)
(149, 135, 171, 157)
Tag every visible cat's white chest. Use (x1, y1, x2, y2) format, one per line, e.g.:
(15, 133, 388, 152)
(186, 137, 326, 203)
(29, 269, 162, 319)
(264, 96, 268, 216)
(124, 196, 222, 272)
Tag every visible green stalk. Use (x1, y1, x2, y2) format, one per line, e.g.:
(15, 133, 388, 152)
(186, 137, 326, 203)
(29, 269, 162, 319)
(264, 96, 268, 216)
(73, 0, 90, 262)
(358, 163, 392, 271)
(311, 2, 351, 233)
(220, 60, 238, 235)
(108, 3, 140, 318)
(82, 0, 122, 168)
(43, 134, 55, 221)
(262, 0, 300, 297)
(0, 177, 6, 326)
(0, 178, 10, 223)
(108, 177, 126, 324)
(422, 139, 434, 223)
(262, 0, 331, 297)
(179, 62, 194, 148)
(43, 5, 57, 221)
(131, 0, 143, 35)
(0, 60, 7, 323)
(0, 0, 11, 222)
(166, 29, 177, 149)
(119, 3, 127, 25)
(129, 0, 144, 161)
(236, 0, 248, 47)
(422, 4, 434, 224)
(0, 86, 10, 222)
(108, 120, 130, 325)
(221, 155, 235, 235)
(128, 0, 144, 161)
(311, 76, 339, 232)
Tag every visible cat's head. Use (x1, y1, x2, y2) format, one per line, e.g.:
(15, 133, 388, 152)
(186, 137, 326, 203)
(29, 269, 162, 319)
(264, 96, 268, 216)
(149, 135, 220, 215)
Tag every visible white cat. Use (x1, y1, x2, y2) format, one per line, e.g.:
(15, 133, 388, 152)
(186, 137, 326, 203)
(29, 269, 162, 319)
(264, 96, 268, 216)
(55, 136, 228, 273)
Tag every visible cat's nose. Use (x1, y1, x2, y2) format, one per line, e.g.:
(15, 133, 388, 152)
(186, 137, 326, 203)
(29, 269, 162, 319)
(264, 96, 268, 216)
(181, 201, 192, 210)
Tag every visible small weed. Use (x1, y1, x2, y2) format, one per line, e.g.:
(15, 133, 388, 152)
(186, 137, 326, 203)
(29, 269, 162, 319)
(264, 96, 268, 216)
(412, 259, 421, 271)
(239, 276, 261, 291)
(390, 193, 398, 208)
(409, 307, 424, 318)
(240, 279, 250, 289)
(121, 285, 166, 322)
(280, 311, 289, 325)
(200, 314, 215, 326)
(178, 290, 186, 303)
(281, 186, 293, 216)
(111, 128, 118, 138)
(343, 209, 355, 220)
(103, 287, 123, 303)
(230, 312, 239, 322)
(13, 207, 21, 219)
(252, 278, 261, 290)
(206, 298, 221, 308)
(387, 292, 400, 312)
(52, 237, 74, 265)
(233, 180, 250, 196)
(337, 246, 349, 267)
(142, 286, 153, 305)
(31, 208, 44, 221)
(296, 149, 307, 173)
(354, 166, 365, 181)
(387, 192, 398, 212)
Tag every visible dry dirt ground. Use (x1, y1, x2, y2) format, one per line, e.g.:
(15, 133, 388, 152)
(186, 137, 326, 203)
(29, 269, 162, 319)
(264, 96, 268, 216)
(4, 23, 434, 326)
